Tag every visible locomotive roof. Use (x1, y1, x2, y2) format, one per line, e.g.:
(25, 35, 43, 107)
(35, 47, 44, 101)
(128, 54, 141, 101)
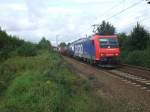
(71, 37, 89, 44)
(69, 34, 117, 45)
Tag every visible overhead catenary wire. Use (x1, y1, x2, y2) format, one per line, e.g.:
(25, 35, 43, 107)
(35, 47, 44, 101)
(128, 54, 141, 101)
(99, 0, 124, 18)
(135, 17, 150, 25)
(91, 0, 143, 33)
(93, 0, 141, 25)
(92, 0, 125, 26)
(105, 0, 143, 20)
(124, 15, 150, 27)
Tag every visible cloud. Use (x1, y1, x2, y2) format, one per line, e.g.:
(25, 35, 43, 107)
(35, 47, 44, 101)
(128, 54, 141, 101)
(0, 0, 150, 45)
(0, 3, 27, 11)
(47, 7, 81, 15)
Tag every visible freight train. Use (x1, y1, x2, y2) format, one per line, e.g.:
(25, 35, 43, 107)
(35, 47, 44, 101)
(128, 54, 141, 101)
(61, 34, 120, 67)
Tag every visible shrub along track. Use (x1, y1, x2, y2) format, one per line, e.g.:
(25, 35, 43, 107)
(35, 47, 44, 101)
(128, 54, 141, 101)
(63, 56, 150, 112)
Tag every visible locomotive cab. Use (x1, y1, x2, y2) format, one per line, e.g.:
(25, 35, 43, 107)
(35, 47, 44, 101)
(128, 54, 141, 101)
(99, 36, 120, 57)
(93, 35, 120, 66)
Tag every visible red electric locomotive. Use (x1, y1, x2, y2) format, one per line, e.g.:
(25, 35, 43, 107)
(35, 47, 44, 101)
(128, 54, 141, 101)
(92, 35, 120, 61)
(92, 35, 120, 67)
(68, 34, 120, 67)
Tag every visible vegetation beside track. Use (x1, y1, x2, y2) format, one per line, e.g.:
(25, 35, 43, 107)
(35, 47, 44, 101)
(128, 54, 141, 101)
(118, 23, 150, 68)
(122, 48, 150, 68)
(0, 50, 118, 112)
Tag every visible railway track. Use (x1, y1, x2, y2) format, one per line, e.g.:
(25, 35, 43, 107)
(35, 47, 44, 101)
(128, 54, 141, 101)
(102, 65, 150, 92)
(64, 56, 150, 92)
(90, 62, 150, 92)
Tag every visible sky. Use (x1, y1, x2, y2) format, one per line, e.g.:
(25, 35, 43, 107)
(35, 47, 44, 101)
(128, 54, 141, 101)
(0, 0, 150, 45)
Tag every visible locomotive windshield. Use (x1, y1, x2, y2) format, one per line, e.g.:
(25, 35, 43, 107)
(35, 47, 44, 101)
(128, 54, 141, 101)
(99, 38, 119, 48)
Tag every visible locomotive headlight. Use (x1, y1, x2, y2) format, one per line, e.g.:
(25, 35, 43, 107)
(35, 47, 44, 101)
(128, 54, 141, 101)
(115, 53, 119, 56)
(100, 53, 105, 56)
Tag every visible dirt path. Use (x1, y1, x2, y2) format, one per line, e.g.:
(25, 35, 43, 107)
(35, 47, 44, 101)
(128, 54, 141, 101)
(63, 56, 150, 112)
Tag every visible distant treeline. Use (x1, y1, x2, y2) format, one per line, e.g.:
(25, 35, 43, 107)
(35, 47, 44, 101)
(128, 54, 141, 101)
(0, 27, 52, 62)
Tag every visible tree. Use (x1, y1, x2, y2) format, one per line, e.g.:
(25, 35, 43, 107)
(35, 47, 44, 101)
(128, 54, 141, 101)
(147, 33, 150, 48)
(17, 42, 37, 57)
(96, 20, 115, 35)
(117, 33, 128, 48)
(59, 42, 66, 48)
(0, 28, 25, 60)
(38, 37, 52, 50)
(128, 23, 149, 51)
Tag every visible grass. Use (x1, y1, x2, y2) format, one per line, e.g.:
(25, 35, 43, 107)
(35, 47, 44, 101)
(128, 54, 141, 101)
(0, 50, 147, 112)
(0, 50, 113, 112)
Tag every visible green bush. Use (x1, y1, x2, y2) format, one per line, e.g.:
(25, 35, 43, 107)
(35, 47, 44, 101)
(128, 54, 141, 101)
(0, 28, 26, 61)
(125, 50, 142, 65)
(125, 49, 150, 68)
(17, 43, 37, 57)
(0, 49, 11, 61)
